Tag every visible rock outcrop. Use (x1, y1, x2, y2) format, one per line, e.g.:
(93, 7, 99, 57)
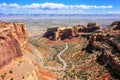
(77, 23, 101, 33)
(111, 21, 120, 30)
(0, 22, 28, 68)
(43, 23, 101, 41)
(103, 21, 120, 36)
(86, 22, 101, 32)
(83, 31, 120, 76)
(98, 51, 120, 76)
(43, 27, 77, 40)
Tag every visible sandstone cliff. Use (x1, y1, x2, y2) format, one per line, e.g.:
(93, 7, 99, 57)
(43, 27, 77, 40)
(0, 22, 28, 68)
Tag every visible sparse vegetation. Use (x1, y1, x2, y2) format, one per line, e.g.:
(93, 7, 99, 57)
(18, 60, 23, 66)
(22, 76, 24, 79)
(1, 73, 7, 79)
(10, 77, 14, 80)
(114, 35, 120, 43)
(23, 19, 120, 80)
(9, 70, 13, 74)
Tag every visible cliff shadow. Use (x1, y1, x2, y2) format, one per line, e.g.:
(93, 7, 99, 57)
(96, 53, 120, 79)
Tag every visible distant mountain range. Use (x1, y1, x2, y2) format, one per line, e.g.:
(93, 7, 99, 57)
(0, 13, 120, 16)
(0, 13, 120, 19)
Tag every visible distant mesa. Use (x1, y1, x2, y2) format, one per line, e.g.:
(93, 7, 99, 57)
(43, 22, 101, 41)
(43, 27, 78, 40)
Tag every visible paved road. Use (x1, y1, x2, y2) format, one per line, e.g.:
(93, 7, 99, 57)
(29, 43, 68, 71)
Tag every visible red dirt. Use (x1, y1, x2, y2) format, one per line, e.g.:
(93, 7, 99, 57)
(39, 70, 56, 80)
(45, 38, 79, 45)
(63, 38, 79, 43)
(77, 58, 95, 72)
(45, 40, 64, 45)
(77, 58, 111, 80)
(97, 73, 111, 80)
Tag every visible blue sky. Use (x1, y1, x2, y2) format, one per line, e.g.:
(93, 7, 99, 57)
(0, 0, 120, 14)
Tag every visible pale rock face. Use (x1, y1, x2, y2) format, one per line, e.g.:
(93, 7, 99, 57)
(26, 68, 39, 80)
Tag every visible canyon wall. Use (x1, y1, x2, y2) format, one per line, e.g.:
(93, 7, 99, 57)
(0, 22, 28, 68)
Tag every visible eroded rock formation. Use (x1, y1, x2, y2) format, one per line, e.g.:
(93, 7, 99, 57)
(98, 51, 120, 76)
(83, 31, 120, 77)
(111, 21, 120, 30)
(77, 22, 101, 33)
(43, 22, 101, 40)
(103, 21, 120, 36)
(0, 22, 28, 68)
(43, 27, 77, 40)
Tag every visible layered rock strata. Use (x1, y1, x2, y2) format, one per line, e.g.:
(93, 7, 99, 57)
(0, 22, 28, 68)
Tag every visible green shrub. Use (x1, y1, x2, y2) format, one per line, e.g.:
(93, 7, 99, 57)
(9, 70, 13, 74)
(10, 77, 14, 80)
(1, 73, 7, 79)
(115, 35, 120, 43)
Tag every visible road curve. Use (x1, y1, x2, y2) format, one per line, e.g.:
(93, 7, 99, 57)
(29, 43, 68, 71)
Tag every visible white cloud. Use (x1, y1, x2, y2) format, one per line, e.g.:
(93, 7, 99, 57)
(9, 3, 20, 8)
(0, 2, 112, 9)
(39, 2, 66, 9)
(0, 2, 113, 14)
(22, 2, 112, 9)
(0, 3, 20, 9)
(0, 3, 7, 7)
(23, 3, 40, 9)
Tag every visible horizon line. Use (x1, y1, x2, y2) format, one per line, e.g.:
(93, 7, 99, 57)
(0, 13, 120, 15)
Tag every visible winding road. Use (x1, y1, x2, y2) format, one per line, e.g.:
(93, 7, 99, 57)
(29, 43, 68, 71)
